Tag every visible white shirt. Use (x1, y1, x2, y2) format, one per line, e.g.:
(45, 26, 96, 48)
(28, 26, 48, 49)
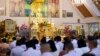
(55, 41, 64, 52)
(10, 40, 16, 50)
(90, 48, 100, 56)
(42, 52, 53, 56)
(71, 39, 78, 48)
(51, 51, 59, 56)
(22, 47, 41, 56)
(74, 48, 83, 56)
(79, 47, 90, 53)
(97, 39, 100, 45)
(36, 44, 40, 50)
(97, 45, 100, 50)
(10, 46, 24, 56)
(63, 50, 81, 56)
(20, 45, 26, 50)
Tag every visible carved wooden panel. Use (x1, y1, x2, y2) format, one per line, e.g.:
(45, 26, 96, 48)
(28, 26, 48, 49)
(76, 4, 92, 17)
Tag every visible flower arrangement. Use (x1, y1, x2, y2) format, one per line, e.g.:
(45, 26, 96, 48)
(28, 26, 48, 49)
(64, 26, 70, 33)
(38, 21, 49, 27)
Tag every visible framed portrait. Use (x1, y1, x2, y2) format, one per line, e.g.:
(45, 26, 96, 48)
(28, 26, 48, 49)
(67, 12, 73, 17)
(5, 19, 16, 33)
(24, 0, 48, 17)
(88, 22, 99, 35)
(0, 0, 6, 16)
(57, 29, 64, 36)
(9, 0, 59, 17)
(9, 0, 24, 17)
(9, 0, 48, 17)
(48, 0, 60, 18)
(62, 10, 67, 18)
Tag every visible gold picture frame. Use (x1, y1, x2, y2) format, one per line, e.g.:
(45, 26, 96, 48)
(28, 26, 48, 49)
(5, 19, 16, 33)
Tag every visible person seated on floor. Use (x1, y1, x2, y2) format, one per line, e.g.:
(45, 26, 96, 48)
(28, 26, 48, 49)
(97, 35, 100, 50)
(59, 37, 71, 56)
(0, 38, 9, 56)
(63, 42, 81, 56)
(9, 37, 17, 50)
(31, 36, 40, 50)
(10, 40, 24, 56)
(82, 53, 95, 56)
(22, 40, 41, 56)
(63, 37, 71, 50)
(48, 40, 59, 56)
(87, 35, 100, 56)
(41, 43, 53, 56)
(71, 35, 78, 48)
(19, 37, 26, 50)
(77, 35, 90, 53)
(40, 36, 47, 44)
(70, 35, 83, 56)
(54, 36, 63, 52)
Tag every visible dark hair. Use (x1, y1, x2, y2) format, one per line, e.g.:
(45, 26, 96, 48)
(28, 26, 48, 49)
(20, 37, 26, 45)
(16, 40, 22, 46)
(78, 35, 84, 39)
(64, 42, 74, 50)
(40, 37, 47, 44)
(63, 37, 71, 50)
(55, 36, 61, 42)
(87, 35, 95, 41)
(71, 36, 76, 39)
(87, 35, 98, 47)
(63, 37, 71, 43)
(12, 37, 16, 40)
(2, 38, 7, 43)
(94, 36, 99, 40)
(48, 40, 57, 52)
(78, 37, 87, 48)
(30, 37, 39, 49)
(26, 41, 36, 49)
(82, 53, 95, 56)
(31, 36, 39, 44)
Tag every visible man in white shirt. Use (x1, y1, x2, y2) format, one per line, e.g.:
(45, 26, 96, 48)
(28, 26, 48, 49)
(54, 36, 64, 52)
(77, 37, 90, 53)
(41, 43, 53, 56)
(30, 37, 40, 50)
(87, 36, 100, 56)
(63, 43, 80, 56)
(20, 37, 27, 50)
(10, 40, 24, 56)
(9, 37, 17, 50)
(97, 38, 100, 50)
(71, 36, 78, 48)
(74, 48, 83, 56)
(22, 41, 41, 56)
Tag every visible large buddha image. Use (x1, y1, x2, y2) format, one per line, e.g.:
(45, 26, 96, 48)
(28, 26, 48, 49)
(9, 0, 59, 17)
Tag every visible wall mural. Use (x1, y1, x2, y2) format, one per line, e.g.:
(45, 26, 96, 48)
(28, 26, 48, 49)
(88, 22, 99, 35)
(48, 0, 59, 17)
(9, 0, 59, 17)
(9, 0, 24, 16)
(24, 0, 48, 17)
(0, 0, 6, 16)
